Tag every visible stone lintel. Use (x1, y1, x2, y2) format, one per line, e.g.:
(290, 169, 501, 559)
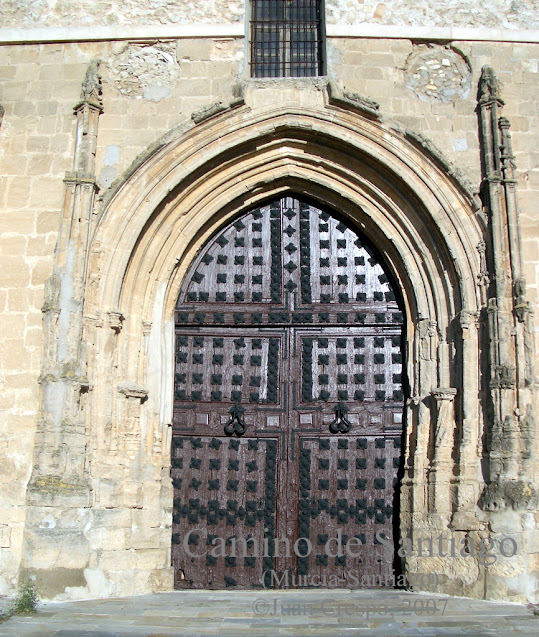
(3, 24, 539, 46)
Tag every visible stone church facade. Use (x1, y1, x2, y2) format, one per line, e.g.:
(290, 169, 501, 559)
(0, 1, 537, 604)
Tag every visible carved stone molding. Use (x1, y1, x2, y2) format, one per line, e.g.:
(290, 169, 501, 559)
(63, 171, 98, 187)
(191, 87, 245, 125)
(142, 320, 152, 336)
(498, 116, 517, 184)
(118, 383, 148, 401)
(326, 80, 381, 120)
(432, 387, 458, 402)
(459, 309, 479, 333)
(491, 364, 516, 389)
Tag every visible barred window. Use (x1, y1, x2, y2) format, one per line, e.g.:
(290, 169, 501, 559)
(250, 0, 324, 78)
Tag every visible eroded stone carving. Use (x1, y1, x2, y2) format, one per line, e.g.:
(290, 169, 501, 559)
(80, 59, 102, 105)
(118, 383, 148, 401)
(432, 388, 457, 446)
(404, 45, 471, 103)
(513, 278, 531, 323)
(108, 310, 124, 332)
(108, 43, 180, 101)
(479, 480, 537, 511)
(326, 81, 381, 119)
(479, 65, 502, 104)
(519, 404, 535, 462)
(491, 364, 516, 389)
(476, 241, 490, 302)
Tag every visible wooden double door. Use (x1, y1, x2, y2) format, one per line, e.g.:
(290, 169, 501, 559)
(171, 196, 404, 589)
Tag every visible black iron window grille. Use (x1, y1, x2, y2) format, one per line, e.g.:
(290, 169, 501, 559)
(250, 0, 324, 78)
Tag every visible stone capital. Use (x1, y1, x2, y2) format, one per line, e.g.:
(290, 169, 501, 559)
(108, 311, 124, 332)
(431, 388, 457, 402)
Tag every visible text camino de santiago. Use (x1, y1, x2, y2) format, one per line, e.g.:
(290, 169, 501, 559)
(183, 528, 517, 566)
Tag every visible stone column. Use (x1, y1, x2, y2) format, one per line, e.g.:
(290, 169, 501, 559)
(452, 310, 482, 530)
(407, 318, 437, 520)
(21, 62, 103, 597)
(428, 388, 457, 515)
(477, 67, 536, 508)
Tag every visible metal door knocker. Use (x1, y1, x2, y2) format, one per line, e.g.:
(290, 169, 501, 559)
(224, 403, 247, 436)
(329, 402, 352, 434)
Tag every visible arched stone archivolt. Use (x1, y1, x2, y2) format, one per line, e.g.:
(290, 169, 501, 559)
(19, 69, 533, 603)
(79, 84, 487, 596)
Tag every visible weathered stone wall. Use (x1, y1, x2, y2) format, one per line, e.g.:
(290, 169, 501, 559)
(0, 37, 246, 597)
(0, 0, 245, 27)
(0, 42, 76, 595)
(0, 13, 537, 604)
(1, 0, 538, 30)
(325, 0, 539, 29)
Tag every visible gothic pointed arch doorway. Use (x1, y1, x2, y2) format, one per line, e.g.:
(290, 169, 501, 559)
(171, 194, 405, 589)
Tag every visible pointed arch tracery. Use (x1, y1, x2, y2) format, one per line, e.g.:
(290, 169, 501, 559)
(85, 98, 483, 581)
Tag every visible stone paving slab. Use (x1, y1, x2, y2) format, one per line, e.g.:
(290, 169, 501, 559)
(0, 590, 536, 637)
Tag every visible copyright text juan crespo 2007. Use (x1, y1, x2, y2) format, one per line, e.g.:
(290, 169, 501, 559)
(251, 597, 448, 618)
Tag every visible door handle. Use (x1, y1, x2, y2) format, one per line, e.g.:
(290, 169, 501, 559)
(224, 403, 247, 436)
(329, 402, 352, 434)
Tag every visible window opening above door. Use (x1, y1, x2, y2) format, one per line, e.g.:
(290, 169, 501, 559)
(250, 0, 324, 78)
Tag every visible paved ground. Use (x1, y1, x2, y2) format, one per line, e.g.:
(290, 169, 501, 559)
(0, 590, 537, 636)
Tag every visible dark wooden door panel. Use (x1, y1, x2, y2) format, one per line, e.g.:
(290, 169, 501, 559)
(296, 435, 400, 587)
(172, 435, 279, 589)
(173, 329, 286, 435)
(290, 327, 403, 433)
(172, 195, 405, 589)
